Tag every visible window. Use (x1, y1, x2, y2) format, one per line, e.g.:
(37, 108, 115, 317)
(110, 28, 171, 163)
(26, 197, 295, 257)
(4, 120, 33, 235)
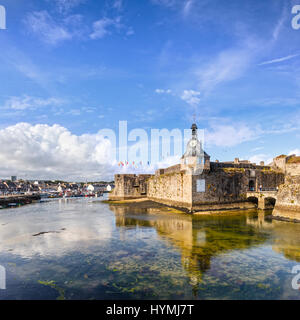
(196, 179, 205, 192)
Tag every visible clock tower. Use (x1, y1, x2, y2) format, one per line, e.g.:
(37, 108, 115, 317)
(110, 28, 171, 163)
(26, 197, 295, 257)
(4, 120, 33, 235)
(181, 123, 210, 173)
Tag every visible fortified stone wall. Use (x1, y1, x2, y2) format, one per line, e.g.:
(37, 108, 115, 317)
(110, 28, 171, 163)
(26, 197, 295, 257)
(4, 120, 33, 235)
(286, 163, 300, 176)
(147, 167, 284, 211)
(192, 168, 284, 204)
(163, 164, 181, 174)
(210, 162, 270, 170)
(273, 175, 300, 221)
(256, 170, 285, 189)
(110, 174, 152, 200)
(192, 170, 248, 205)
(110, 165, 284, 211)
(147, 172, 193, 208)
(273, 155, 288, 172)
(272, 155, 299, 175)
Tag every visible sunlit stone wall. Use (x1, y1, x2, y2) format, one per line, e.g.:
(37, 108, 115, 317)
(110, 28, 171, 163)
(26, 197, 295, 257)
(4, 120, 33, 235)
(147, 172, 193, 208)
(109, 174, 152, 200)
(273, 175, 300, 221)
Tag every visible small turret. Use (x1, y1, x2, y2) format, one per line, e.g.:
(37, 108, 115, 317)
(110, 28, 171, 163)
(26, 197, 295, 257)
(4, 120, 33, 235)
(181, 123, 210, 173)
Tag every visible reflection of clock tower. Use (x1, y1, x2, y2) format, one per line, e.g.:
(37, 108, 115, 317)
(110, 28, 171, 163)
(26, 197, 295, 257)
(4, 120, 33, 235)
(181, 123, 210, 172)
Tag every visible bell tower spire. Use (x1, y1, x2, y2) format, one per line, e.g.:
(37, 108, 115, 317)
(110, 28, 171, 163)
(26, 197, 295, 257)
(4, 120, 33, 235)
(191, 123, 198, 139)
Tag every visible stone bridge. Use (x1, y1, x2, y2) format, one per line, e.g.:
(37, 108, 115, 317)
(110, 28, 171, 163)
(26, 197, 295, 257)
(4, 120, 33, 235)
(246, 191, 278, 210)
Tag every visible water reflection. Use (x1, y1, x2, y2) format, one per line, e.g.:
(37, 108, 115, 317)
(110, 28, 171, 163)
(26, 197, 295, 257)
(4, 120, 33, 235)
(245, 211, 300, 262)
(0, 199, 113, 258)
(272, 220, 300, 262)
(0, 199, 300, 299)
(111, 205, 271, 292)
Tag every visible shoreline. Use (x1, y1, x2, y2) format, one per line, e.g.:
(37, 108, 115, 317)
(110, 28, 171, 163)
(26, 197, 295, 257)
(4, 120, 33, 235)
(103, 198, 260, 215)
(0, 194, 41, 209)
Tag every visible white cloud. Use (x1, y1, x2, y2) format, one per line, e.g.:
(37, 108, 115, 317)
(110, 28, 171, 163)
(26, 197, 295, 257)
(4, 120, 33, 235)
(251, 146, 264, 152)
(289, 149, 300, 156)
(52, 0, 85, 14)
(253, 97, 300, 107)
(181, 90, 200, 106)
(183, 0, 194, 17)
(25, 9, 132, 45)
(248, 154, 273, 165)
(68, 109, 81, 116)
(90, 17, 122, 39)
(126, 27, 135, 36)
(205, 124, 259, 147)
(272, 6, 287, 41)
(197, 47, 252, 94)
(89, 16, 133, 40)
(0, 123, 117, 181)
(258, 54, 300, 66)
(113, 0, 123, 11)
(25, 11, 74, 45)
(155, 88, 172, 94)
(151, 0, 195, 17)
(3, 96, 64, 111)
(151, 0, 177, 7)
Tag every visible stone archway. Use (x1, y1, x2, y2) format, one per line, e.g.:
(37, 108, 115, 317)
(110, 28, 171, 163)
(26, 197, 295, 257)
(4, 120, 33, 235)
(264, 197, 276, 209)
(247, 196, 258, 206)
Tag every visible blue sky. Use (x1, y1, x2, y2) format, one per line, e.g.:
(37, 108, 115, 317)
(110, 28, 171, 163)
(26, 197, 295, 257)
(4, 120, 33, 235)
(0, 0, 300, 180)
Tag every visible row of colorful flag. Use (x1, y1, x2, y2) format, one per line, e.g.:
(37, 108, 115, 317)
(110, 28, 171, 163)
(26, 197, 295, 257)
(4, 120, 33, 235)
(118, 161, 151, 167)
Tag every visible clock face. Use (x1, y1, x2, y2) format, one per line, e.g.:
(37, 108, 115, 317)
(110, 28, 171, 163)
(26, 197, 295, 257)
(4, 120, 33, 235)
(190, 140, 197, 147)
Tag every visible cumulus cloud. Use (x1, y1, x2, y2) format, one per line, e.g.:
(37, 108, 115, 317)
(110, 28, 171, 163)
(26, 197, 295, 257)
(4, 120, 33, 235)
(0, 123, 117, 181)
(3, 96, 64, 110)
(180, 90, 201, 106)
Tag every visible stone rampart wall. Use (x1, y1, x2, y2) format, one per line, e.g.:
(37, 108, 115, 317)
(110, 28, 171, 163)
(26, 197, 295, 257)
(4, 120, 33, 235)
(147, 172, 192, 206)
(273, 175, 300, 221)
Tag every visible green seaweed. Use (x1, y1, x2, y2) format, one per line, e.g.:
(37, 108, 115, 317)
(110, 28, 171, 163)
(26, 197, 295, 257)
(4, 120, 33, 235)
(38, 280, 66, 300)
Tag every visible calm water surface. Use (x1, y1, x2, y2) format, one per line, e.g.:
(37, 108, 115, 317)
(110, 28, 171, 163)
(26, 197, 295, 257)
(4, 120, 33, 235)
(0, 197, 300, 300)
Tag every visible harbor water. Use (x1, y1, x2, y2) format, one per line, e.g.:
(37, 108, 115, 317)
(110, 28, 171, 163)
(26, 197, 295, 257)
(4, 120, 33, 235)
(0, 197, 300, 300)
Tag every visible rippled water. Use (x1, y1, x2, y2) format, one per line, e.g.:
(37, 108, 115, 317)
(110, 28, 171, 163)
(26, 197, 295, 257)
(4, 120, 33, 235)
(0, 197, 300, 300)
